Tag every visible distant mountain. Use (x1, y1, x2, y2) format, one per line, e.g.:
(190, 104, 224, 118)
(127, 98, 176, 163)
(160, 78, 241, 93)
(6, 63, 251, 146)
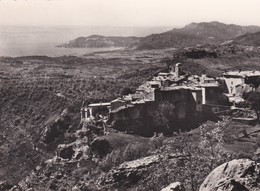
(58, 35, 141, 48)
(231, 31, 260, 47)
(58, 22, 260, 49)
(137, 21, 260, 49)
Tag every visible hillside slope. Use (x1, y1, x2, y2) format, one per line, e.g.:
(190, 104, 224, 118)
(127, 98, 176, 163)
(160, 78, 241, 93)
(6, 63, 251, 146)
(59, 22, 260, 50)
(231, 31, 260, 46)
(0, 51, 167, 188)
(2, 45, 260, 190)
(58, 35, 141, 48)
(138, 21, 260, 49)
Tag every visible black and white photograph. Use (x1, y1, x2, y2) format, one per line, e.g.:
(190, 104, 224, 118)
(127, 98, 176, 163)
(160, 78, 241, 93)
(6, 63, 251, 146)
(1, 0, 260, 190)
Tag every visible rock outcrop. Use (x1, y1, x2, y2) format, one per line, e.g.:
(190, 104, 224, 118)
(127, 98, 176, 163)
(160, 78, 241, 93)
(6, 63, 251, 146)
(200, 159, 260, 191)
(105, 155, 161, 185)
(56, 138, 90, 161)
(161, 182, 185, 191)
(41, 108, 72, 144)
(104, 153, 185, 186)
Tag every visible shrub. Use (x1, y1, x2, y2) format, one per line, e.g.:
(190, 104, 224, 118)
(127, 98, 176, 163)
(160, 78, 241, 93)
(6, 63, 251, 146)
(122, 143, 150, 161)
(150, 119, 235, 191)
(153, 101, 176, 131)
(99, 149, 122, 171)
(149, 133, 164, 151)
(100, 141, 154, 172)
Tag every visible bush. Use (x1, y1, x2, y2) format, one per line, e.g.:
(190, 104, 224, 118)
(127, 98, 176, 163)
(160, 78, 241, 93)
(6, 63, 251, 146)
(149, 133, 164, 150)
(122, 143, 150, 161)
(153, 101, 176, 131)
(99, 139, 160, 172)
(100, 149, 122, 171)
(149, 119, 235, 191)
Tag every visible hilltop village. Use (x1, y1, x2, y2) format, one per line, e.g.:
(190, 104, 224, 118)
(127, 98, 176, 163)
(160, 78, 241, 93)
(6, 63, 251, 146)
(81, 63, 260, 135)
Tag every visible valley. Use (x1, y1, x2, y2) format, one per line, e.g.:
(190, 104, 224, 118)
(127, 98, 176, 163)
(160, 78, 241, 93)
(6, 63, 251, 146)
(1, 21, 260, 190)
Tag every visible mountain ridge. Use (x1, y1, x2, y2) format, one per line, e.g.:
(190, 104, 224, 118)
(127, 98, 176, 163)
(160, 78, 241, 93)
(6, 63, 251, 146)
(138, 21, 260, 49)
(58, 21, 260, 49)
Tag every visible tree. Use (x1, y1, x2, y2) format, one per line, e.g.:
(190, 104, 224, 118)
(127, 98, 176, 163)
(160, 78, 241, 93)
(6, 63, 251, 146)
(244, 91, 260, 123)
(152, 118, 233, 191)
(153, 101, 176, 132)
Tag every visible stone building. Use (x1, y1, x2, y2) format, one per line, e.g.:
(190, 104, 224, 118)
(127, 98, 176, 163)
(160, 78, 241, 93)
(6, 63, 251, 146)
(222, 70, 260, 104)
(81, 64, 259, 135)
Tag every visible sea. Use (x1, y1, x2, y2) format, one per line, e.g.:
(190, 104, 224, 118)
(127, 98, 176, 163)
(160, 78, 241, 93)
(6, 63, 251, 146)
(0, 25, 173, 57)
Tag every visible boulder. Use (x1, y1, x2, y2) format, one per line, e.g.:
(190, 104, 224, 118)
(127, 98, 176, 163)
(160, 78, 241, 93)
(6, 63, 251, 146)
(41, 109, 71, 144)
(118, 155, 160, 170)
(161, 182, 185, 191)
(105, 155, 161, 185)
(200, 159, 260, 191)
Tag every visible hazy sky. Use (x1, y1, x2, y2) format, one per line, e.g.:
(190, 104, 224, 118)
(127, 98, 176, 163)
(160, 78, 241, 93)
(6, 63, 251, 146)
(1, 0, 260, 27)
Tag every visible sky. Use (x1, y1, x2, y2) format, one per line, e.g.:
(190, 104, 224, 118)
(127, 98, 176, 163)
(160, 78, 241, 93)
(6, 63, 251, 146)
(1, 0, 260, 27)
